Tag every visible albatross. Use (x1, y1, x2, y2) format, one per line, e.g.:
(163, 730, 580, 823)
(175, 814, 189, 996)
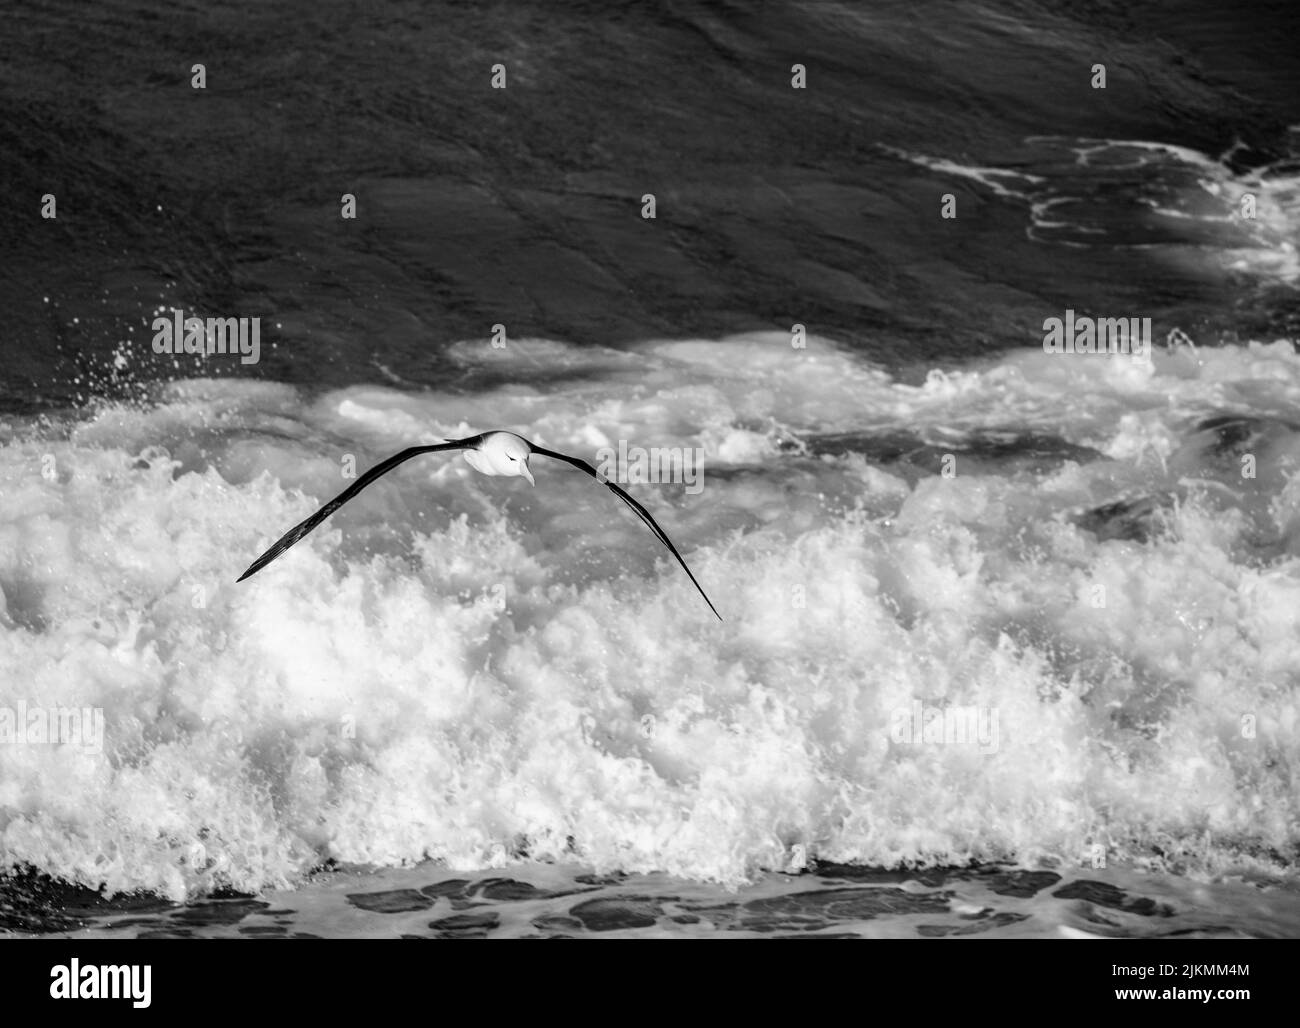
(237, 430, 722, 621)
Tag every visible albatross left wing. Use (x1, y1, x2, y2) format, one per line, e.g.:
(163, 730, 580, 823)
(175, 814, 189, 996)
(529, 444, 723, 621)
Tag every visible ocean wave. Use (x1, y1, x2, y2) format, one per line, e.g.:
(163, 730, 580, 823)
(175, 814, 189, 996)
(2, 333, 1299, 899)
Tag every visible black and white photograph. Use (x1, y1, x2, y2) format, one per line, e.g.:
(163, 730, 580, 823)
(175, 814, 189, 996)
(1, 0, 1297, 984)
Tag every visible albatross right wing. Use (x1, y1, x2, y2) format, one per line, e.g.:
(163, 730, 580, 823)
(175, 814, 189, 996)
(237, 437, 481, 582)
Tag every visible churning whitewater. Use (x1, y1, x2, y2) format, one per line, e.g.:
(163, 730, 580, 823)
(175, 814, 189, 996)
(2, 333, 1299, 900)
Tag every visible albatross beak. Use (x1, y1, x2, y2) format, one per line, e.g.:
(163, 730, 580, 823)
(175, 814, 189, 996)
(520, 461, 535, 486)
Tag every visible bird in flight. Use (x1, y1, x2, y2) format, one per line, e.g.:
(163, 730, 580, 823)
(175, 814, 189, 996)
(237, 431, 722, 620)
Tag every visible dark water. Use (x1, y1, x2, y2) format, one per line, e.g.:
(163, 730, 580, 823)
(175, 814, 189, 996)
(9, 861, 1300, 939)
(3, 0, 1299, 412)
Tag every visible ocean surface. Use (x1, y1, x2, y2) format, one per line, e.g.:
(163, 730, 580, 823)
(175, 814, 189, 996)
(2, 0, 1300, 938)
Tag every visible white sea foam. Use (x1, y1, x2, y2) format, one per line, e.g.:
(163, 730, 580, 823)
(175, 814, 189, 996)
(2, 333, 1299, 899)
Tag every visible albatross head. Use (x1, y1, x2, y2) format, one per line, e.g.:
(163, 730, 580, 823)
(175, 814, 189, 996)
(469, 431, 535, 484)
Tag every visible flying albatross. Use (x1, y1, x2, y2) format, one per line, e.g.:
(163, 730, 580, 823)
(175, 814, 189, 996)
(237, 430, 722, 620)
